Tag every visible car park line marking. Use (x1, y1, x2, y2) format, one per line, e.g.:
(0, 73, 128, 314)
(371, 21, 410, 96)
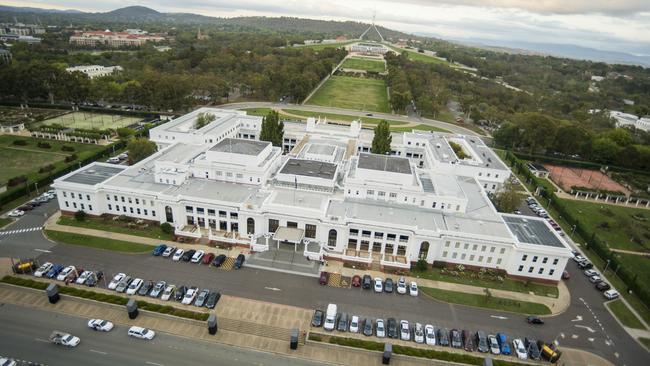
(34, 337, 49, 343)
(146, 362, 165, 366)
(571, 334, 579, 339)
(34, 249, 52, 253)
(89, 349, 108, 355)
(575, 325, 596, 333)
(588, 337, 595, 342)
(614, 352, 619, 358)
(571, 315, 583, 322)
(490, 315, 508, 320)
(264, 287, 282, 291)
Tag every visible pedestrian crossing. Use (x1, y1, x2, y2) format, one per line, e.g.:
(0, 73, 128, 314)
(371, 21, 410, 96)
(0, 226, 43, 237)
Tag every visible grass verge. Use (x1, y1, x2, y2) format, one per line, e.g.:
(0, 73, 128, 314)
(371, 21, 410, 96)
(0, 217, 12, 228)
(411, 268, 558, 297)
(1, 275, 209, 321)
(58, 216, 173, 241)
(639, 337, 650, 350)
(309, 333, 527, 366)
(421, 287, 552, 315)
(606, 300, 645, 329)
(45, 230, 153, 253)
(306, 75, 389, 113)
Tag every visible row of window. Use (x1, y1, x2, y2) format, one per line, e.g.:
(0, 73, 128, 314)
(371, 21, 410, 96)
(185, 206, 238, 219)
(348, 189, 461, 211)
(268, 219, 317, 239)
(202, 126, 237, 144)
(441, 250, 503, 265)
(445, 241, 507, 255)
(347, 239, 407, 256)
(64, 201, 93, 211)
(62, 191, 91, 201)
(107, 194, 154, 207)
(187, 216, 238, 232)
(107, 203, 156, 217)
(349, 229, 408, 243)
(518, 265, 555, 276)
(478, 172, 500, 178)
(521, 254, 559, 266)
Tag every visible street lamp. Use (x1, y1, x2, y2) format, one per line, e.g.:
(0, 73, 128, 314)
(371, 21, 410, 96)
(571, 225, 577, 236)
(604, 259, 611, 273)
(35, 182, 39, 195)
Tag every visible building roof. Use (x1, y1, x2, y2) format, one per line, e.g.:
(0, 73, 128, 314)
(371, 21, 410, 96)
(502, 215, 565, 248)
(209, 138, 268, 156)
(307, 144, 336, 156)
(357, 153, 412, 174)
(62, 164, 126, 186)
(527, 163, 548, 172)
(280, 159, 337, 180)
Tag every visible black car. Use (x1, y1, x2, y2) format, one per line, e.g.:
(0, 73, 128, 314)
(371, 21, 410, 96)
(450, 329, 463, 348)
(476, 331, 489, 353)
(362, 318, 373, 336)
(312, 310, 324, 327)
(384, 278, 394, 293)
(595, 281, 611, 291)
(234, 254, 245, 269)
(205, 292, 221, 309)
(85, 271, 103, 287)
(138, 280, 154, 296)
(526, 316, 544, 325)
(362, 275, 372, 289)
(387, 318, 398, 339)
(438, 327, 450, 346)
(212, 254, 227, 267)
(462, 330, 475, 352)
(181, 250, 196, 262)
(175, 285, 188, 301)
(337, 313, 348, 332)
(525, 338, 541, 360)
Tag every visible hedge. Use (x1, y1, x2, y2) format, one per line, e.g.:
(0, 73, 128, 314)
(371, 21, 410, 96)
(1, 275, 209, 321)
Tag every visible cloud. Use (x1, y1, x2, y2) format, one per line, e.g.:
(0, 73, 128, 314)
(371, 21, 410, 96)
(395, 0, 650, 15)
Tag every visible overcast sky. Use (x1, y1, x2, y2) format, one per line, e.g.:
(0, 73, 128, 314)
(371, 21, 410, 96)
(6, 0, 650, 55)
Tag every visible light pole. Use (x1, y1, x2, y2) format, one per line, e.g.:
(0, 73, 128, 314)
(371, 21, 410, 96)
(604, 259, 611, 273)
(571, 225, 577, 236)
(35, 182, 39, 195)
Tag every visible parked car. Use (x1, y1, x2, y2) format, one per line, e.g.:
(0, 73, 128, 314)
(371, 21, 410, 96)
(181, 249, 196, 262)
(409, 281, 419, 296)
(205, 292, 221, 309)
(438, 327, 450, 346)
(349, 315, 360, 333)
(162, 246, 176, 258)
(595, 281, 611, 291)
(497, 333, 511, 355)
(362, 318, 373, 336)
(414, 323, 425, 344)
(175, 285, 188, 301)
(7, 210, 24, 217)
(46, 264, 64, 279)
(17, 205, 33, 211)
(375, 319, 386, 338)
(87, 319, 114, 332)
(604, 289, 620, 300)
(337, 313, 348, 332)
(488, 334, 501, 355)
(319, 272, 329, 285)
(450, 329, 463, 348)
(108, 273, 126, 290)
(161, 284, 176, 301)
(128, 326, 155, 340)
(386, 318, 398, 339)
(373, 278, 383, 293)
(57, 266, 77, 281)
(75, 270, 93, 285)
(578, 261, 594, 270)
(584, 269, 599, 277)
(476, 331, 489, 353)
(34, 262, 53, 277)
(126, 278, 144, 295)
(138, 280, 154, 296)
(573, 255, 586, 263)
(115, 276, 133, 293)
(384, 278, 394, 293)
(589, 275, 602, 283)
(396, 277, 407, 294)
(525, 338, 541, 360)
(324, 304, 337, 331)
(85, 271, 103, 287)
(182, 286, 198, 305)
(212, 254, 227, 267)
(202, 253, 215, 265)
(191, 250, 205, 263)
(462, 330, 475, 352)
(351, 275, 361, 287)
(172, 249, 185, 261)
(562, 271, 570, 280)
(526, 316, 544, 325)
(152, 244, 167, 256)
(312, 310, 324, 327)
(513, 338, 528, 360)
(399, 320, 410, 341)
(194, 289, 210, 307)
(234, 254, 246, 269)
(425, 324, 436, 345)
(150, 281, 167, 298)
(362, 275, 372, 289)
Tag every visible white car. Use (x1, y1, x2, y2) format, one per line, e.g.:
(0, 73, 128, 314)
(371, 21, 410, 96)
(373, 278, 383, 293)
(425, 324, 436, 345)
(512, 338, 527, 360)
(161, 284, 176, 301)
(172, 248, 185, 261)
(375, 319, 386, 338)
(488, 335, 501, 355)
(126, 278, 143, 295)
(0, 357, 17, 366)
(108, 273, 126, 290)
(191, 250, 205, 263)
(584, 269, 599, 277)
(87, 319, 114, 332)
(349, 316, 360, 333)
(56, 266, 76, 281)
(414, 323, 424, 343)
(396, 277, 407, 294)
(399, 320, 410, 341)
(409, 281, 419, 296)
(589, 275, 602, 283)
(128, 326, 155, 340)
(34, 262, 53, 277)
(162, 246, 176, 257)
(604, 289, 619, 300)
(106, 157, 120, 164)
(75, 271, 93, 285)
(182, 287, 198, 305)
(7, 210, 24, 217)
(573, 255, 586, 263)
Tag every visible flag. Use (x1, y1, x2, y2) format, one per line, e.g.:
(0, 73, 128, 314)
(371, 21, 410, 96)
(294, 175, 298, 189)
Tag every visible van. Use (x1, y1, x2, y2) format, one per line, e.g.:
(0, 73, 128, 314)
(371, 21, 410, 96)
(324, 303, 337, 331)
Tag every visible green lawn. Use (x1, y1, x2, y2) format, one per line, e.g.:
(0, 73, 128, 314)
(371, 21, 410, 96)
(640, 337, 650, 350)
(0, 147, 64, 186)
(294, 41, 354, 51)
(241, 108, 273, 117)
(306, 75, 389, 113)
(341, 57, 385, 73)
(36, 111, 141, 130)
(421, 287, 552, 315)
(58, 216, 174, 241)
(45, 230, 153, 253)
(412, 268, 559, 297)
(607, 299, 645, 329)
(391, 124, 450, 133)
(0, 217, 13, 228)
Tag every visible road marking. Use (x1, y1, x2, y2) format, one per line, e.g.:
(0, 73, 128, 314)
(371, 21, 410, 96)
(146, 362, 165, 366)
(614, 352, 619, 358)
(605, 340, 613, 346)
(588, 337, 595, 342)
(490, 315, 508, 320)
(571, 334, 579, 339)
(575, 325, 596, 333)
(571, 315, 583, 322)
(89, 349, 108, 355)
(34, 249, 52, 253)
(35, 337, 49, 343)
(0, 226, 43, 236)
(264, 287, 282, 291)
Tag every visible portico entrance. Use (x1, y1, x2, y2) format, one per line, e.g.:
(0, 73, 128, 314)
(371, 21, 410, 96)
(246, 227, 320, 277)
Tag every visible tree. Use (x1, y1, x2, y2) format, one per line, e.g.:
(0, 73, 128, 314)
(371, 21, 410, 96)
(127, 138, 157, 164)
(492, 181, 523, 213)
(74, 210, 87, 222)
(259, 110, 283, 147)
(195, 112, 215, 129)
(160, 222, 173, 234)
(371, 120, 392, 154)
(116, 128, 135, 140)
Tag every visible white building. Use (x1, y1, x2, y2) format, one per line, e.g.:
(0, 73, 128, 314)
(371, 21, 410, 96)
(52, 108, 572, 282)
(69, 30, 165, 48)
(610, 110, 650, 132)
(65, 65, 123, 79)
(348, 42, 389, 55)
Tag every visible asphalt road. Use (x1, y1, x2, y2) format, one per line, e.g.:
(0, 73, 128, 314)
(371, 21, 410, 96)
(0, 200, 59, 259)
(0, 303, 327, 366)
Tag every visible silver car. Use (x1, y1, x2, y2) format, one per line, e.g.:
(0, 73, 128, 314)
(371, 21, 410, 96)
(149, 281, 167, 298)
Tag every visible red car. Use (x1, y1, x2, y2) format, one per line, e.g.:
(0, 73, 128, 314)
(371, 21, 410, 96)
(351, 275, 361, 287)
(319, 271, 329, 285)
(202, 253, 215, 265)
(562, 271, 570, 280)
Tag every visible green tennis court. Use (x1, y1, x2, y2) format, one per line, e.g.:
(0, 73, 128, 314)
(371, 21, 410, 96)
(37, 112, 141, 130)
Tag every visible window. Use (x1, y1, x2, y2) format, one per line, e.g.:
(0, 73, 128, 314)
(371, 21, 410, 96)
(367, 190, 374, 195)
(128, 198, 132, 204)
(549, 269, 555, 276)
(63, 192, 67, 198)
(135, 198, 140, 205)
(481, 245, 487, 252)
(129, 207, 134, 213)
(397, 246, 406, 256)
(122, 206, 126, 212)
(187, 216, 195, 225)
(442, 251, 448, 258)
(387, 234, 396, 241)
(385, 243, 394, 254)
(461, 253, 466, 260)
(89, 205, 93, 211)
(470, 254, 475, 261)
(522, 254, 528, 261)
(349, 229, 358, 236)
(186, 206, 193, 213)
(532, 256, 538, 263)
(137, 208, 141, 215)
(378, 191, 386, 197)
(399, 235, 408, 243)
(115, 205, 119, 212)
(360, 241, 370, 251)
(452, 252, 457, 259)
(538, 268, 544, 274)
(226, 172, 233, 177)
(490, 247, 495, 253)
(268, 219, 279, 233)
(478, 256, 484, 262)
(72, 203, 78, 209)
(464, 243, 469, 250)
(528, 266, 534, 273)
(144, 209, 148, 215)
(455, 242, 460, 249)
(108, 204, 112, 210)
(362, 230, 371, 238)
(80, 204, 85, 210)
(374, 232, 384, 239)
(71, 193, 75, 199)
(518, 265, 523, 272)
(305, 224, 316, 239)
(542, 257, 548, 264)
(389, 192, 397, 198)
(208, 209, 215, 216)
(473, 244, 478, 251)
(219, 210, 227, 218)
(236, 173, 243, 179)
(553, 258, 559, 265)
(106, 194, 110, 201)
(287, 221, 298, 228)
(445, 241, 450, 247)
(230, 212, 238, 219)
(197, 207, 205, 215)
(500, 248, 505, 254)
(487, 257, 492, 263)
(328, 229, 338, 247)
(65, 201, 69, 207)
(152, 210, 156, 217)
(373, 242, 382, 253)
(114, 195, 118, 201)
(496, 258, 502, 265)
(431, 201, 437, 209)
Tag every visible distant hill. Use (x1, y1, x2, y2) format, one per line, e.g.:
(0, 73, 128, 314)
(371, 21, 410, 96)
(106, 6, 160, 17)
(0, 5, 82, 14)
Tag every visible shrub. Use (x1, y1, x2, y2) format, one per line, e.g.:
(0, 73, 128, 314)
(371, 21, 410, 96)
(61, 145, 75, 152)
(37, 142, 52, 149)
(64, 154, 78, 163)
(74, 210, 87, 222)
(160, 222, 173, 234)
(7, 175, 27, 187)
(12, 140, 27, 146)
(39, 164, 55, 173)
(415, 259, 428, 272)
